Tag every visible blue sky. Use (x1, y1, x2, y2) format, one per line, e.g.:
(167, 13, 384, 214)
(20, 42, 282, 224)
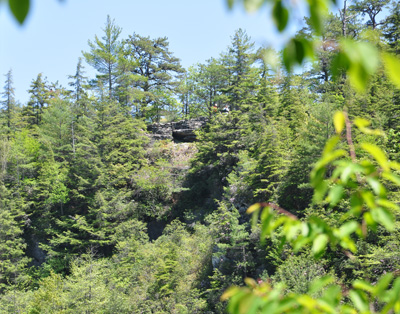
(0, 0, 304, 104)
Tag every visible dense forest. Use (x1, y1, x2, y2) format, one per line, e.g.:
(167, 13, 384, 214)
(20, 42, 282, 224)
(1, 0, 400, 312)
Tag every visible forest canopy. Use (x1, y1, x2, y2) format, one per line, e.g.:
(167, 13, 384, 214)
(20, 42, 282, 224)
(1, 0, 400, 313)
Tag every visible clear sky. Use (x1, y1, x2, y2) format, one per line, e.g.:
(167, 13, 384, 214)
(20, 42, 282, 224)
(0, 0, 302, 104)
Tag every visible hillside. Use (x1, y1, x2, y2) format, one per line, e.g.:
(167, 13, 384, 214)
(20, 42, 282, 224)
(1, 4, 400, 312)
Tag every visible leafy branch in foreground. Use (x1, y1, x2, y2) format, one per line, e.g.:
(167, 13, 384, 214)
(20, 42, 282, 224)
(222, 111, 400, 313)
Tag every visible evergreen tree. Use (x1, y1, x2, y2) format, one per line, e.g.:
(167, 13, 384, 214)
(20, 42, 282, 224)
(95, 100, 148, 175)
(254, 47, 280, 116)
(39, 97, 74, 161)
(67, 104, 103, 213)
(220, 29, 259, 112)
(68, 57, 89, 117)
(25, 73, 49, 126)
(83, 15, 122, 99)
(177, 72, 193, 118)
(0, 184, 30, 292)
(188, 58, 227, 118)
(382, 0, 400, 54)
(299, 14, 342, 90)
(122, 33, 184, 121)
(1, 70, 17, 138)
(277, 74, 310, 132)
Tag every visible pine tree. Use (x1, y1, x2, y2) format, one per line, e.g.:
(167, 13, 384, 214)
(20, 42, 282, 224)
(299, 14, 342, 90)
(83, 15, 122, 99)
(382, 0, 400, 54)
(25, 73, 49, 126)
(67, 105, 103, 214)
(220, 29, 259, 112)
(95, 100, 148, 176)
(0, 184, 30, 292)
(277, 74, 310, 132)
(188, 58, 227, 118)
(254, 47, 280, 117)
(68, 57, 89, 118)
(277, 91, 341, 215)
(122, 34, 184, 121)
(1, 70, 17, 138)
(39, 97, 74, 161)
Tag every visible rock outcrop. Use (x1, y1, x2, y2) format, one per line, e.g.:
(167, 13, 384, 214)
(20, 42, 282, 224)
(147, 117, 208, 142)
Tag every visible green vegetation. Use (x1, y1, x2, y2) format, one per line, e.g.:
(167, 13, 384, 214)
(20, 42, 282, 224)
(2, 0, 400, 312)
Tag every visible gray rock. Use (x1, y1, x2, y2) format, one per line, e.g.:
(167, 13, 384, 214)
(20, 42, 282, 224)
(147, 122, 173, 140)
(148, 117, 208, 142)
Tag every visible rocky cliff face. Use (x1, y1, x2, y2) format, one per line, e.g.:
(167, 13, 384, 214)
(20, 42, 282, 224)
(147, 117, 208, 142)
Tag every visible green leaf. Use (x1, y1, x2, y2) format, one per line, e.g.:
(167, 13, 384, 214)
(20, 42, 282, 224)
(226, 290, 248, 313)
(237, 293, 260, 314)
(353, 279, 374, 293)
(339, 237, 357, 252)
(247, 203, 261, 214)
(308, 276, 335, 295)
(313, 180, 328, 203)
(321, 285, 342, 306)
(374, 273, 393, 298)
(331, 51, 351, 80)
(222, 286, 242, 301)
(308, 0, 328, 36)
(361, 143, 389, 171)
(282, 45, 294, 72)
(333, 111, 345, 134)
(243, 0, 265, 12)
(337, 221, 359, 238)
(262, 49, 280, 71)
(349, 290, 369, 312)
(349, 193, 363, 215)
(390, 161, 400, 171)
(317, 149, 347, 168)
(272, 0, 289, 32)
(311, 166, 326, 187)
(312, 233, 328, 256)
(361, 190, 375, 209)
(376, 199, 399, 211)
(353, 117, 371, 129)
(294, 39, 305, 64)
(335, 40, 379, 91)
(372, 207, 394, 231)
(297, 295, 317, 309)
(353, 117, 384, 135)
(301, 222, 310, 236)
(382, 172, 400, 186)
(275, 299, 298, 313)
(383, 52, 400, 89)
(282, 38, 314, 71)
(322, 135, 340, 155)
(340, 163, 363, 184)
(227, 0, 235, 9)
(286, 222, 302, 240)
(293, 235, 312, 251)
(260, 212, 274, 239)
(8, 0, 30, 25)
(366, 177, 386, 197)
(327, 184, 344, 207)
(364, 211, 377, 231)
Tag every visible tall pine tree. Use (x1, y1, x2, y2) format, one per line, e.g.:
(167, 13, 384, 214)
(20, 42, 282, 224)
(83, 15, 122, 99)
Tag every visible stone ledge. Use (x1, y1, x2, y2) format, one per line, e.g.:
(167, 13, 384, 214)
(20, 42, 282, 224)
(147, 117, 208, 142)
